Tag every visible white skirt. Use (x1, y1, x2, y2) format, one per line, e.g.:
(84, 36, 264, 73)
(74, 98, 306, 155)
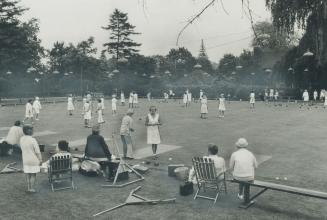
(98, 110, 104, 123)
(67, 102, 75, 110)
(147, 126, 161, 144)
(112, 104, 117, 111)
(250, 98, 255, 104)
(24, 165, 40, 174)
(84, 111, 91, 120)
(218, 104, 226, 111)
(201, 104, 208, 114)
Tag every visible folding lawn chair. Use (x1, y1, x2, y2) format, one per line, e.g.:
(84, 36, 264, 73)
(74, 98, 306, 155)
(192, 157, 227, 204)
(48, 154, 75, 192)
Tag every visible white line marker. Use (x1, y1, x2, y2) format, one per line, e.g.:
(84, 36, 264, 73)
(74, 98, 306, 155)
(33, 130, 57, 137)
(52, 138, 111, 148)
(133, 144, 183, 159)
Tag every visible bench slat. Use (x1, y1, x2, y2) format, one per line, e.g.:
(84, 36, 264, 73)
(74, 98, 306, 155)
(253, 180, 327, 199)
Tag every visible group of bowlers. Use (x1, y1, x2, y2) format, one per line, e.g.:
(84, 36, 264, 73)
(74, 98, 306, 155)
(69, 92, 163, 163)
(301, 89, 327, 108)
(22, 97, 42, 125)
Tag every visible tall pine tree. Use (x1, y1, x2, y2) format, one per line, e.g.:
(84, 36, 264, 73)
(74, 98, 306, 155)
(197, 39, 213, 73)
(102, 9, 141, 61)
(198, 39, 208, 59)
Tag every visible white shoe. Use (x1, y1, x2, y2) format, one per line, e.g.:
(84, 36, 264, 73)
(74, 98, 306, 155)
(237, 194, 244, 200)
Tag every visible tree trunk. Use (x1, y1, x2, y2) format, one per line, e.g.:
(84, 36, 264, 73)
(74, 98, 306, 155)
(317, 2, 327, 65)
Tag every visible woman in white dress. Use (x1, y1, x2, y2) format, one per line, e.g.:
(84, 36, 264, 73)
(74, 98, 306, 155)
(83, 101, 91, 128)
(147, 92, 151, 101)
(183, 92, 188, 107)
(163, 92, 169, 103)
(249, 91, 255, 109)
(112, 95, 117, 115)
(129, 92, 134, 108)
(82, 96, 87, 112)
(133, 92, 138, 108)
(187, 90, 192, 106)
(97, 99, 105, 123)
(320, 89, 325, 102)
(32, 97, 42, 121)
(23, 99, 34, 125)
(20, 126, 42, 193)
(145, 106, 162, 163)
(121, 91, 125, 106)
(100, 96, 105, 114)
(313, 90, 318, 102)
(67, 95, 75, 116)
(218, 94, 226, 118)
(200, 95, 208, 119)
(302, 89, 309, 109)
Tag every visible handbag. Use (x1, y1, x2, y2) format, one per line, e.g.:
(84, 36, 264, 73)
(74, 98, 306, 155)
(179, 181, 194, 196)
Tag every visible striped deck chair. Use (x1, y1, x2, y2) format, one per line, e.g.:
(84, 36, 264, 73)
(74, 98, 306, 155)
(48, 154, 75, 192)
(192, 157, 227, 204)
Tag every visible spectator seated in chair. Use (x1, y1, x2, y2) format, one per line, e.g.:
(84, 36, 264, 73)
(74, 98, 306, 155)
(84, 125, 114, 180)
(52, 140, 71, 158)
(48, 140, 71, 179)
(188, 143, 226, 183)
(41, 140, 71, 172)
(1, 120, 24, 155)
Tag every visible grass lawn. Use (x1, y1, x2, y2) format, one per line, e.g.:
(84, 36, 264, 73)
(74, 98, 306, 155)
(0, 99, 327, 220)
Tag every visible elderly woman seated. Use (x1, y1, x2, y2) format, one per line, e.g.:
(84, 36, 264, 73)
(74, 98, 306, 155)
(0, 120, 24, 156)
(84, 125, 114, 179)
(188, 143, 226, 183)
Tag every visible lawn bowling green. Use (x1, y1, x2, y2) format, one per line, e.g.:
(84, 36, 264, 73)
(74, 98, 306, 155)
(1, 99, 327, 219)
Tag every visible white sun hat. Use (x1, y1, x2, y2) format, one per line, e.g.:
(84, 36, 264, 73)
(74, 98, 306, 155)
(235, 138, 248, 148)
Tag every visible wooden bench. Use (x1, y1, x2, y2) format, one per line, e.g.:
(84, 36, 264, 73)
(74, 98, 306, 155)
(231, 179, 327, 209)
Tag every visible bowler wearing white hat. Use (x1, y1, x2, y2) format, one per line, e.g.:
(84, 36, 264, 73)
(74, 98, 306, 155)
(32, 97, 42, 121)
(218, 94, 226, 118)
(230, 138, 257, 200)
(111, 94, 117, 115)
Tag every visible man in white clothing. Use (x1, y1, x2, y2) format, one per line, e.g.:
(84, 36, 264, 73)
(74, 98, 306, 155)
(32, 97, 42, 120)
(120, 109, 134, 159)
(230, 138, 257, 200)
(23, 99, 34, 125)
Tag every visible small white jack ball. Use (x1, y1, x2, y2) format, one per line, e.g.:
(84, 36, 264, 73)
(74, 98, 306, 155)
(275, 177, 280, 180)
(284, 177, 288, 180)
(168, 157, 172, 161)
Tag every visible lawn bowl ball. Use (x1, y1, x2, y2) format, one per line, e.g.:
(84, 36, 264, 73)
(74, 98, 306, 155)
(275, 177, 280, 180)
(284, 177, 288, 180)
(168, 157, 172, 161)
(139, 118, 142, 120)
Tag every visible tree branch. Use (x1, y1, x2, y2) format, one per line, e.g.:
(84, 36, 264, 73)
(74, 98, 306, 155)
(176, 0, 217, 46)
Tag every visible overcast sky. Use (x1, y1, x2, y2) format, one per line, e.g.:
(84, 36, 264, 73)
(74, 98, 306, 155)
(21, 0, 271, 62)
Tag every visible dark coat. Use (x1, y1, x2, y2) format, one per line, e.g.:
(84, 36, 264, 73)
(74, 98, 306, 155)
(84, 134, 111, 159)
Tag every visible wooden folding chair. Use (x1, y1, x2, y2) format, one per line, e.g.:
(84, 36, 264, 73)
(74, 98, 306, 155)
(192, 157, 227, 204)
(48, 154, 75, 192)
